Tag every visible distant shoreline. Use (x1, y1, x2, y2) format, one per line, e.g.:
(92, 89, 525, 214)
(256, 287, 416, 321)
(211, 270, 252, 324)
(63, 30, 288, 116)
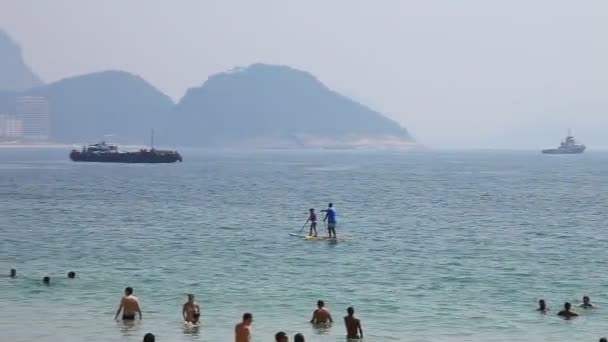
(0, 143, 71, 149)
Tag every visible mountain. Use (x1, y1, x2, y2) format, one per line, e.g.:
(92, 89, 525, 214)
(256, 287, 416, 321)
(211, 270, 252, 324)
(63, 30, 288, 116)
(24, 70, 174, 143)
(0, 30, 43, 91)
(174, 64, 412, 148)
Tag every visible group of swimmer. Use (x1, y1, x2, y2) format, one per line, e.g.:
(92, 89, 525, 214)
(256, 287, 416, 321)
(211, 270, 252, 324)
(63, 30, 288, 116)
(8, 268, 75, 284)
(236, 300, 363, 342)
(112, 287, 200, 324)
(110, 286, 363, 341)
(537, 296, 594, 318)
(304, 203, 338, 238)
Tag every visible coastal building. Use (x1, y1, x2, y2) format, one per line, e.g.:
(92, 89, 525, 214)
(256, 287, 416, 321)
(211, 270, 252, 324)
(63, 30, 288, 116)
(16, 96, 49, 141)
(0, 114, 23, 138)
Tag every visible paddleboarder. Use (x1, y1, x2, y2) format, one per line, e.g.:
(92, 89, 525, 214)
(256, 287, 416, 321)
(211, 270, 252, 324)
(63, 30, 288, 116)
(322, 203, 337, 238)
(305, 208, 318, 237)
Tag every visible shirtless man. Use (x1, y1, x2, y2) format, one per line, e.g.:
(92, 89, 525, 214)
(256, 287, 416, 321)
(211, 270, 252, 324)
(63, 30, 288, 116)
(235, 312, 253, 342)
(344, 307, 363, 339)
(114, 287, 142, 320)
(557, 302, 578, 318)
(310, 300, 333, 324)
(182, 294, 201, 324)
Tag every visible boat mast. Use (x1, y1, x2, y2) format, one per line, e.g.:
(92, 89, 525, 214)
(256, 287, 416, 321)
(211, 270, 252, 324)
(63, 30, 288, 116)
(151, 129, 155, 150)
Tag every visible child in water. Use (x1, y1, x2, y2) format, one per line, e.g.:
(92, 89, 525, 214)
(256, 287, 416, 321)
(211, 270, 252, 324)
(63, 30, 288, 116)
(306, 208, 317, 237)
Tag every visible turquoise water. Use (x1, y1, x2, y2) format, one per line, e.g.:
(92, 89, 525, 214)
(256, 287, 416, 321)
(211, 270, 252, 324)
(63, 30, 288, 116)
(1, 149, 608, 342)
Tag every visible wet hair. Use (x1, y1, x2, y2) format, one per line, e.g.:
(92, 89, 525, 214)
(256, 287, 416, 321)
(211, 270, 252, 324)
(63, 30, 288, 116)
(125, 287, 133, 295)
(294, 333, 305, 342)
(564, 302, 571, 310)
(584, 296, 590, 302)
(10, 268, 16, 278)
(317, 300, 324, 307)
(347, 306, 355, 315)
(143, 333, 155, 342)
(275, 331, 287, 341)
(599, 338, 607, 342)
(309, 208, 314, 212)
(243, 312, 252, 321)
(43, 276, 50, 284)
(328, 203, 333, 207)
(538, 299, 546, 308)
(67, 271, 76, 278)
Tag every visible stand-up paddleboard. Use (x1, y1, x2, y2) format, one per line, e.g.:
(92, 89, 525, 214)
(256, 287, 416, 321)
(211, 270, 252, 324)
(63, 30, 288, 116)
(289, 233, 339, 241)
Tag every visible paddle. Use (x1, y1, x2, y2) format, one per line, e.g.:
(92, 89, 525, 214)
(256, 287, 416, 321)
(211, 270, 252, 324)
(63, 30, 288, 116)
(298, 221, 309, 234)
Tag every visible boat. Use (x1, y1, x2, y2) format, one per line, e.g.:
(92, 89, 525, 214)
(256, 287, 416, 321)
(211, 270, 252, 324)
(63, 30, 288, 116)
(542, 130, 586, 154)
(69, 132, 182, 163)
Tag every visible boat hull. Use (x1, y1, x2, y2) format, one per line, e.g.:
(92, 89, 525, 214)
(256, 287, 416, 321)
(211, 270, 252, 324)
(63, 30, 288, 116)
(70, 151, 182, 163)
(541, 147, 585, 154)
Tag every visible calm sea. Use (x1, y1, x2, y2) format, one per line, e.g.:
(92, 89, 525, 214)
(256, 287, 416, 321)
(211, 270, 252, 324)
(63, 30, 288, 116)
(1, 148, 608, 342)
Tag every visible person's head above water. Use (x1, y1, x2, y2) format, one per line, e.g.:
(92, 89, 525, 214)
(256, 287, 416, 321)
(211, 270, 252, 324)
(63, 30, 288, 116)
(564, 302, 572, 310)
(43, 276, 50, 284)
(347, 306, 355, 315)
(187, 294, 195, 302)
(328, 203, 333, 208)
(243, 312, 253, 323)
(309, 208, 314, 213)
(143, 333, 155, 342)
(317, 300, 325, 308)
(599, 337, 607, 342)
(538, 299, 546, 309)
(67, 271, 76, 279)
(125, 287, 133, 296)
(584, 296, 591, 304)
(274, 331, 288, 342)
(10, 268, 16, 278)
(294, 333, 305, 342)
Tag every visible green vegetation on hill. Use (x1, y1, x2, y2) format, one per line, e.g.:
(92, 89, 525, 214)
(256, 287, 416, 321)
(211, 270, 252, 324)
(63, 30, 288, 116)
(174, 64, 411, 147)
(0, 30, 43, 91)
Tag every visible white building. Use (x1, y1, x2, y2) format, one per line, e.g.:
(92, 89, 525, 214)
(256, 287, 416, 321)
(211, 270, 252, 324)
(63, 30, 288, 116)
(0, 114, 23, 138)
(17, 96, 50, 141)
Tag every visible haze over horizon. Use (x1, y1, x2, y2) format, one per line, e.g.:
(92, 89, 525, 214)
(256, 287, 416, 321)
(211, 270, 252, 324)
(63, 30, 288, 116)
(1, 0, 607, 149)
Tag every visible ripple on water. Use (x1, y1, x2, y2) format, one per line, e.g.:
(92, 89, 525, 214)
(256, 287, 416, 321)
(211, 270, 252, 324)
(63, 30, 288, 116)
(2, 150, 608, 342)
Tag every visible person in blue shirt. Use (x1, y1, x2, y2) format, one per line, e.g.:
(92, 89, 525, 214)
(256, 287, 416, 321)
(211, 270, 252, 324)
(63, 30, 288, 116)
(322, 203, 337, 238)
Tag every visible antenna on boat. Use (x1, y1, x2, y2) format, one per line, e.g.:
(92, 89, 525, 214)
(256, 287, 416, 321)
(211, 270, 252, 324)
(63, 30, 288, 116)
(151, 129, 155, 150)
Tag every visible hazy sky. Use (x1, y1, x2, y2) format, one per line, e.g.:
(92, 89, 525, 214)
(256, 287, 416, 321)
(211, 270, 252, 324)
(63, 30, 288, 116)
(1, 0, 607, 148)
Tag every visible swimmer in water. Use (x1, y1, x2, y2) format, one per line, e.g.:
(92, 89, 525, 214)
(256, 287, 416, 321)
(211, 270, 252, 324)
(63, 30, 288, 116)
(310, 300, 333, 324)
(182, 294, 201, 324)
(344, 306, 363, 339)
(581, 296, 594, 308)
(235, 312, 253, 342)
(114, 287, 142, 320)
(275, 331, 288, 342)
(600, 337, 607, 342)
(306, 208, 317, 237)
(143, 333, 155, 342)
(557, 302, 578, 318)
(43, 276, 50, 285)
(537, 299, 548, 313)
(67, 271, 76, 279)
(10, 268, 16, 278)
(294, 333, 305, 342)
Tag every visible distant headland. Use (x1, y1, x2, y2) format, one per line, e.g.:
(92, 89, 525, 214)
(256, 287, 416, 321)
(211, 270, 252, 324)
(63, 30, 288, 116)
(0, 29, 416, 150)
